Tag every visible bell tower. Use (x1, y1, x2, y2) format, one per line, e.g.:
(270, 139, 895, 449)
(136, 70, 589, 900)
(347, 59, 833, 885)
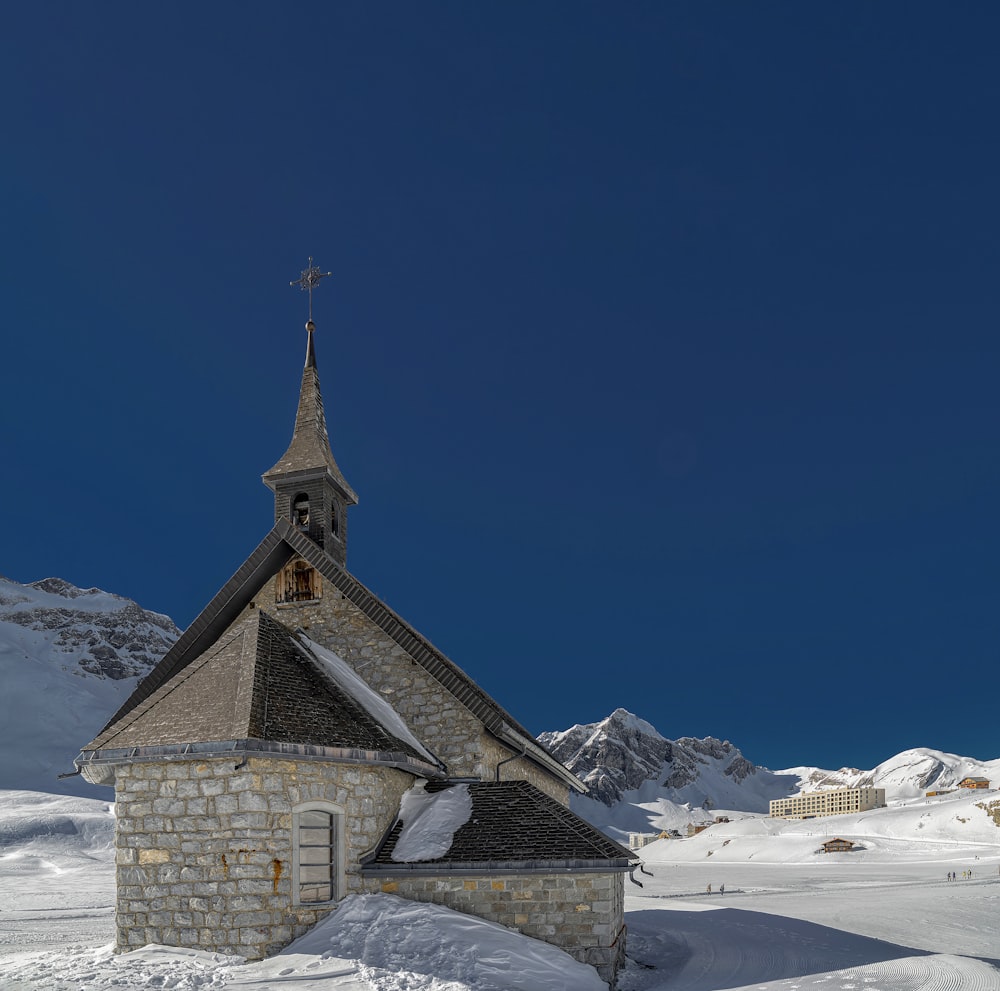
(262, 259, 358, 567)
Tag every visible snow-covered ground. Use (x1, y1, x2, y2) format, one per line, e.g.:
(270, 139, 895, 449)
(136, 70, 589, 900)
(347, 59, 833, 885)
(1, 789, 998, 990)
(623, 790, 1000, 990)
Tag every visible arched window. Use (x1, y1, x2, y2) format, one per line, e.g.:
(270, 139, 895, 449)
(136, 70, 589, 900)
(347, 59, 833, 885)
(292, 803, 343, 904)
(292, 493, 310, 528)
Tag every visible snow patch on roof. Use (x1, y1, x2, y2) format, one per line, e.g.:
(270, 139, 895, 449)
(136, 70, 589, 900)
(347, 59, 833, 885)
(297, 634, 437, 764)
(391, 782, 472, 862)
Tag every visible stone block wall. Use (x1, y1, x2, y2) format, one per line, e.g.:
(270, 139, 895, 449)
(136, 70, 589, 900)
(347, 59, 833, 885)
(477, 733, 570, 803)
(258, 596, 570, 804)
(113, 756, 410, 958)
(365, 871, 626, 986)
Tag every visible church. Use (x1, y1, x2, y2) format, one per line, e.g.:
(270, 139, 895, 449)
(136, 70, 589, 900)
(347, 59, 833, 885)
(76, 262, 633, 985)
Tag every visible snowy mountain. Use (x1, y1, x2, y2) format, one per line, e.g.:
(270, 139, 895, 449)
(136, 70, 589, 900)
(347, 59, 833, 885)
(539, 708, 1000, 843)
(538, 708, 800, 840)
(0, 574, 179, 798)
(782, 747, 1000, 801)
(637, 785, 1000, 864)
(538, 708, 789, 808)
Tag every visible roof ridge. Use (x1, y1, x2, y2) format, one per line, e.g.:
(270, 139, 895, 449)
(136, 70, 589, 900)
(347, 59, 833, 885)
(232, 609, 263, 736)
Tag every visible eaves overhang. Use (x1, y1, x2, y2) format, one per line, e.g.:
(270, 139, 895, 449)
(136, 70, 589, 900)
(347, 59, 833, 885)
(489, 723, 588, 795)
(262, 464, 359, 505)
(75, 738, 446, 778)
(360, 858, 635, 876)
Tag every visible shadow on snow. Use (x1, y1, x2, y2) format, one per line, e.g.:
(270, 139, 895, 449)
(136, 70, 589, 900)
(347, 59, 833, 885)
(623, 907, 935, 990)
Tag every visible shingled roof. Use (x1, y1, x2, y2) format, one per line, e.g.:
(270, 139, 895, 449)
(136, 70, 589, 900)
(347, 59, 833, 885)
(83, 519, 584, 794)
(77, 608, 441, 777)
(363, 780, 635, 873)
(262, 327, 357, 505)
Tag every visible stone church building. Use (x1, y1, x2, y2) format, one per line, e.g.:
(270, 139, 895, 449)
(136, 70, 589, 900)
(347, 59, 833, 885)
(76, 295, 632, 984)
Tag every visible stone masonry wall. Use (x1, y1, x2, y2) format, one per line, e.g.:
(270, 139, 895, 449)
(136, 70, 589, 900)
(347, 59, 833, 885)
(254, 596, 570, 805)
(477, 733, 570, 803)
(365, 871, 626, 986)
(113, 756, 410, 958)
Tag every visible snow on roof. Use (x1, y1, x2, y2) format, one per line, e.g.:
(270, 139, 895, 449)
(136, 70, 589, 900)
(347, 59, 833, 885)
(391, 782, 472, 862)
(298, 634, 437, 764)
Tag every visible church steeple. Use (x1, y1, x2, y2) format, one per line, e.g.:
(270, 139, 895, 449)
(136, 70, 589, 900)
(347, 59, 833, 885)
(263, 260, 357, 567)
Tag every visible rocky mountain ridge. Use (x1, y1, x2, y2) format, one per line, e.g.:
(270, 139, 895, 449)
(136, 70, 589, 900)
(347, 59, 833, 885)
(540, 708, 1000, 843)
(538, 708, 795, 817)
(0, 575, 178, 680)
(0, 574, 179, 797)
(538, 710, 761, 807)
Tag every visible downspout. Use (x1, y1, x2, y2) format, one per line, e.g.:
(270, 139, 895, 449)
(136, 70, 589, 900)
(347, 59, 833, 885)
(495, 746, 528, 782)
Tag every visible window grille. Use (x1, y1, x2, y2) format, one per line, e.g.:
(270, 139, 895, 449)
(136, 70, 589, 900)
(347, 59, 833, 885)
(297, 809, 336, 903)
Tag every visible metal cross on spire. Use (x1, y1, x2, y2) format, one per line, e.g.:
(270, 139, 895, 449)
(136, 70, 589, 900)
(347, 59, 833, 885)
(290, 257, 332, 325)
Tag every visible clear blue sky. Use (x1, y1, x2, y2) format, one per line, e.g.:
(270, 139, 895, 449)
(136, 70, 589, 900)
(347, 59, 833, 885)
(2, 4, 998, 772)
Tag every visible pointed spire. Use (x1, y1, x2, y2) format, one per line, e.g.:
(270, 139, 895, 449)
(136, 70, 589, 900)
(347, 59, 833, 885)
(305, 319, 317, 369)
(263, 260, 357, 566)
(263, 319, 358, 505)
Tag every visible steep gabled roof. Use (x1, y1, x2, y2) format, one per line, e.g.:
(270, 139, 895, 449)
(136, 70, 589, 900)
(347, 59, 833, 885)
(81, 520, 584, 794)
(78, 608, 440, 776)
(363, 780, 634, 873)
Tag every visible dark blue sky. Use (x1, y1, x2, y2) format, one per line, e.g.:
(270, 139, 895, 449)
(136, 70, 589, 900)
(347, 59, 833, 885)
(2, 4, 998, 772)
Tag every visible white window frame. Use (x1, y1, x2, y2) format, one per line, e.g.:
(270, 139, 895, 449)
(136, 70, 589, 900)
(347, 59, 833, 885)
(291, 801, 345, 905)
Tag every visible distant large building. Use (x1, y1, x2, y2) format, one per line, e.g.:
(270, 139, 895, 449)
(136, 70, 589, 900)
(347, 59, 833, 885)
(770, 786, 885, 819)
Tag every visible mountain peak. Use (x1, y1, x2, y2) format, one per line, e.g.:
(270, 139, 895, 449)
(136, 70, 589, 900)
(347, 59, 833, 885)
(539, 711, 1000, 843)
(539, 711, 765, 810)
(0, 573, 180, 797)
(29, 577, 103, 599)
(601, 708, 665, 739)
